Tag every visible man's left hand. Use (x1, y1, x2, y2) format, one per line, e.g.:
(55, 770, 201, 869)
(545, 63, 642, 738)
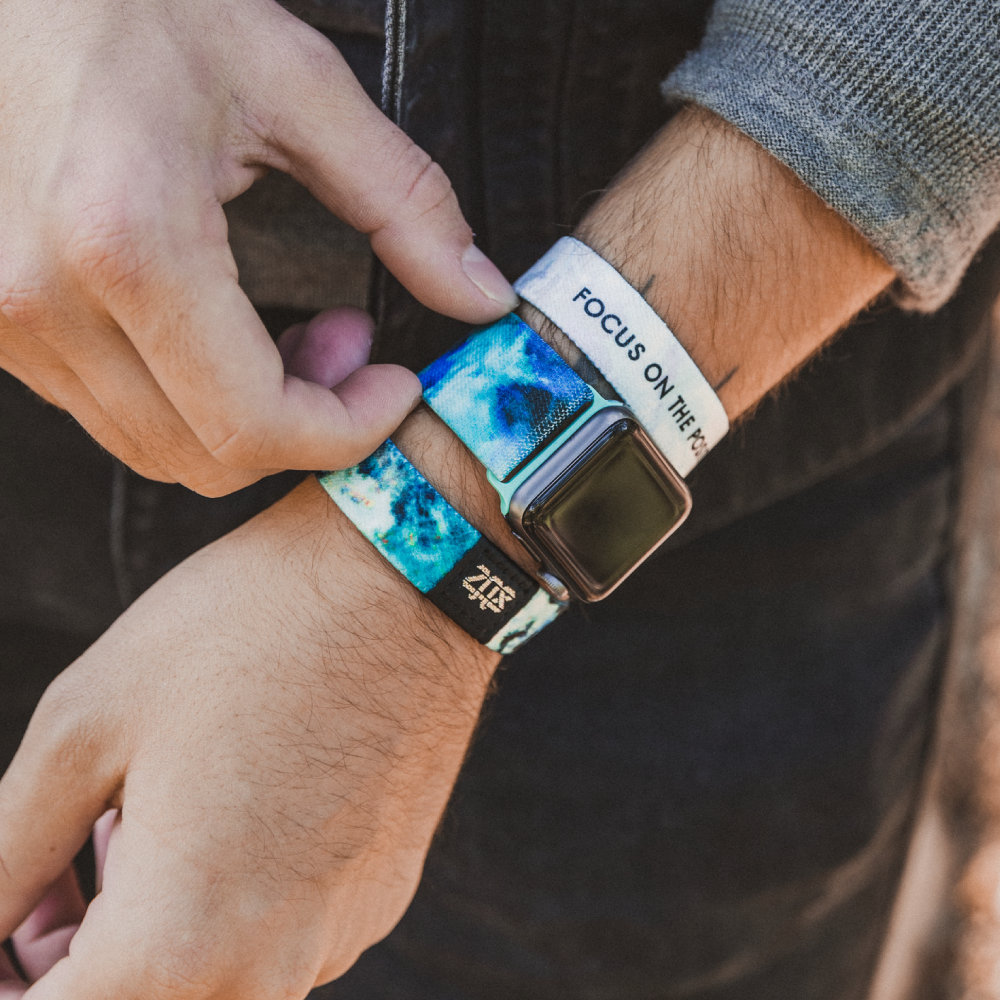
(0, 311, 498, 1000)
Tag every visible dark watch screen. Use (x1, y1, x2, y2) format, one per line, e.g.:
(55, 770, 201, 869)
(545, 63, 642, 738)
(523, 420, 689, 599)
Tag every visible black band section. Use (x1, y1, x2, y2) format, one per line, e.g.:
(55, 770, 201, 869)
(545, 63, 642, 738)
(427, 537, 537, 645)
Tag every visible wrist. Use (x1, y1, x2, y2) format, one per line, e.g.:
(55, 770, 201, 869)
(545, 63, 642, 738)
(266, 474, 503, 671)
(390, 304, 603, 577)
(391, 404, 537, 572)
(574, 105, 895, 420)
(397, 106, 896, 564)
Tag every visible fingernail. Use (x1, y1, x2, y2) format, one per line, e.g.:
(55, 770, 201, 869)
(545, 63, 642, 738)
(461, 244, 518, 309)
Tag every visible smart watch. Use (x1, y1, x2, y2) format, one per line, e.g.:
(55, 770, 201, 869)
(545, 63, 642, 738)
(513, 237, 730, 477)
(421, 314, 688, 601)
(421, 239, 730, 602)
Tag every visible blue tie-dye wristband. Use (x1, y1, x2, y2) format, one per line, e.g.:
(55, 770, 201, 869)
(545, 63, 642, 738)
(419, 314, 594, 484)
(317, 440, 566, 655)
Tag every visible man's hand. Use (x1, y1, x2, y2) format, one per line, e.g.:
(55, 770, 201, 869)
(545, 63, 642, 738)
(0, 305, 497, 999)
(0, 473, 496, 999)
(0, 107, 897, 999)
(0, 0, 517, 496)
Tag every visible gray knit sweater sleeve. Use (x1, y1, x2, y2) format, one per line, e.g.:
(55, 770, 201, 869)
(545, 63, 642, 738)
(662, 0, 1000, 311)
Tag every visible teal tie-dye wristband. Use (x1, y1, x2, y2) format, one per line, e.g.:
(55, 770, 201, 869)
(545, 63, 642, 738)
(317, 440, 566, 655)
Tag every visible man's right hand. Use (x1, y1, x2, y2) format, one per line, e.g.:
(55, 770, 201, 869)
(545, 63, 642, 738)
(0, 0, 517, 496)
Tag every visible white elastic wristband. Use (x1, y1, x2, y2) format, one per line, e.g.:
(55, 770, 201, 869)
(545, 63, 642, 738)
(514, 237, 729, 477)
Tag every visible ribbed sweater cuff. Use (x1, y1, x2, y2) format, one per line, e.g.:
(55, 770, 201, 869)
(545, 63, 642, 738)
(663, 4, 1000, 312)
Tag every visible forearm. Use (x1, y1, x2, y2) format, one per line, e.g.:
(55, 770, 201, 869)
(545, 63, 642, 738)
(664, 0, 1000, 313)
(219, 476, 497, 782)
(571, 105, 894, 418)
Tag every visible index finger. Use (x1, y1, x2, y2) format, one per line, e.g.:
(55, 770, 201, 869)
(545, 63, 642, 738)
(245, 10, 518, 324)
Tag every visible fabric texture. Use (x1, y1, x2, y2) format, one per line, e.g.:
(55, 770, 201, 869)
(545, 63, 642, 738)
(513, 237, 730, 474)
(420, 315, 593, 481)
(319, 440, 481, 594)
(663, 0, 1000, 311)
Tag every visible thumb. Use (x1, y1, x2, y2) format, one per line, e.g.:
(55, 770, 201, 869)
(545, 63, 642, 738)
(252, 17, 517, 323)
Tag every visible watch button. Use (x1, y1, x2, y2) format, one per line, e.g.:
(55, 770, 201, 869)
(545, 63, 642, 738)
(537, 571, 570, 604)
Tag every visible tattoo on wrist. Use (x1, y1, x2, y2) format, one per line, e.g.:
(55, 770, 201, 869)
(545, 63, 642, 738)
(713, 366, 739, 392)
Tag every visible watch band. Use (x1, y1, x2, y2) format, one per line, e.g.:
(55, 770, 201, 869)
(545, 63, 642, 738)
(317, 440, 566, 655)
(419, 313, 594, 482)
(513, 237, 729, 477)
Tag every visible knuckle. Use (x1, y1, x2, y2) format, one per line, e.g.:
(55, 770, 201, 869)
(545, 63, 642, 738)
(59, 190, 158, 301)
(142, 933, 298, 1000)
(0, 269, 52, 333)
(28, 671, 107, 774)
(358, 143, 456, 236)
(145, 948, 225, 1000)
(317, 949, 366, 988)
(102, 398, 265, 496)
(266, 4, 336, 63)
(394, 153, 457, 223)
(253, 17, 352, 141)
(288, 21, 344, 81)
(201, 412, 273, 470)
(0, 224, 55, 334)
(176, 466, 260, 498)
(34, 669, 90, 726)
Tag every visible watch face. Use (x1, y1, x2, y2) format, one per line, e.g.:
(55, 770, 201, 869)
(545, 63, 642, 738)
(520, 417, 691, 601)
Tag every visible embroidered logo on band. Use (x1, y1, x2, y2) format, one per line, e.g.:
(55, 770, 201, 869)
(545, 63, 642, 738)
(514, 237, 729, 477)
(463, 565, 517, 612)
(428, 538, 534, 644)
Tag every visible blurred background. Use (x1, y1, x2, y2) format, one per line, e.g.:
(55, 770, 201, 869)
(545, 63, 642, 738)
(870, 299, 1000, 1000)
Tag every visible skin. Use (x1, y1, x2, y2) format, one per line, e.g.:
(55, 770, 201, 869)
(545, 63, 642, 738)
(0, 34, 895, 1000)
(0, 0, 518, 498)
